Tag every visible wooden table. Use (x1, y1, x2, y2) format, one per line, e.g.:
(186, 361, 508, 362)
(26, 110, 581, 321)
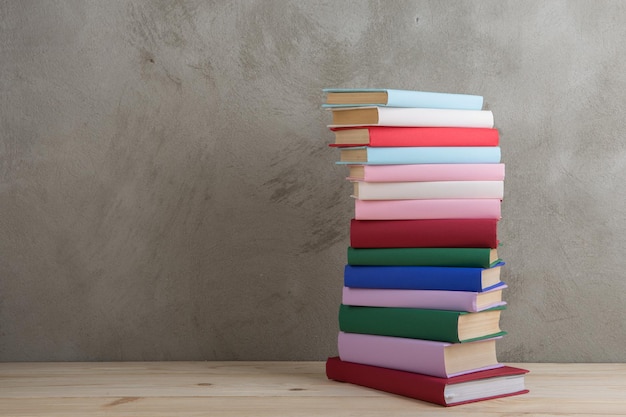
(1, 362, 625, 416)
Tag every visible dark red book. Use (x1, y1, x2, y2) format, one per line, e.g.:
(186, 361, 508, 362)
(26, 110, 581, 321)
(350, 218, 499, 248)
(329, 126, 499, 147)
(326, 357, 529, 407)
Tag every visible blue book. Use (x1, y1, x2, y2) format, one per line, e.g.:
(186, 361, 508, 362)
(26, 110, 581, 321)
(337, 147, 501, 165)
(323, 88, 484, 110)
(343, 263, 504, 292)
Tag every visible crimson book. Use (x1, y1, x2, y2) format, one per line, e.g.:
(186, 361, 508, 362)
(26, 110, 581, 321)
(326, 357, 529, 407)
(350, 218, 499, 248)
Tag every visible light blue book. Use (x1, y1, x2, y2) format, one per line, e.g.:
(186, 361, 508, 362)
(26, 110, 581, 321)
(323, 88, 484, 110)
(337, 146, 501, 165)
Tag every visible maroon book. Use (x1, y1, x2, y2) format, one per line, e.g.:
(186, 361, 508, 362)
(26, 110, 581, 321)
(326, 357, 529, 407)
(350, 218, 499, 248)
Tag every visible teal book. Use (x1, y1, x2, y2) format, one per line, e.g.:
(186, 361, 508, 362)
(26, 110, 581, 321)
(337, 146, 501, 165)
(323, 88, 484, 110)
(338, 304, 507, 343)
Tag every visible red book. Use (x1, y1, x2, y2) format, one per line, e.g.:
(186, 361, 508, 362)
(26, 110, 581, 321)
(329, 126, 499, 147)
(350, 218, 499, 248)
(326, 357, 529, 407)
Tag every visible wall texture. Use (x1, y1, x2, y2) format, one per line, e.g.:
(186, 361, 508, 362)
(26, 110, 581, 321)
(1, 0, 626, 362)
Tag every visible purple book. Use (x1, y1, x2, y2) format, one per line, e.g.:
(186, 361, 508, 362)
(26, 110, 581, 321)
(341, 283, 507, 312)
(338, 332, 503, 378)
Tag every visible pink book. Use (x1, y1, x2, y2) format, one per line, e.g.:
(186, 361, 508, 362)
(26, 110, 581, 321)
(341, 284, 507, 312)
(351, 181, 504, 200)
(354, 199, 501, 220)
(338, 332, 503, 378)
(347, 163, 505, 182)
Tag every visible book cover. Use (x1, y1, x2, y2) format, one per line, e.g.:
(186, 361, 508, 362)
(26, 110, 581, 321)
(352, 180, 504, 200)
(343, 263, 504, 292)
(349, 218, 499, 248)
(326, 357, 529, 407)
(341, 284, 507, 312)
(354, 198, 502, 220)
(337, 332, 503, 378)
(322, 88, 484, 110)
(329, 126, 498, 147)
(328, 106, 494, 128)
(338, 304, 506, 343)
(347, 247, 500, 268)
(338, 146, 501, 165)
(347, 163, 505, 182)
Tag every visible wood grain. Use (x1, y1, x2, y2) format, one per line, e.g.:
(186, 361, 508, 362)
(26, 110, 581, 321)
(1, 362, 625, 416)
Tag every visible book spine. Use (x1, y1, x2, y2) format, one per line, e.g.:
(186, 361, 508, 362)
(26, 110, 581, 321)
(343, 265, 485, 291)
(337, 331, 450, 377)
(354, 199, 502, 220)
(377, 107, 494, 128)
(346, 247, 495, 268)
(339, 304, 462, 342)
(350, 163, 505, 182)
(368, 127, 498, 147)
(353, 181, 504, 200)
(349, 218, 499, 248)
(342, 287, 504, 312)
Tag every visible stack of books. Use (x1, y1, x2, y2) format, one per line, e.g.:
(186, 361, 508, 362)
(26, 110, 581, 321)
(322, 88, 529, 406)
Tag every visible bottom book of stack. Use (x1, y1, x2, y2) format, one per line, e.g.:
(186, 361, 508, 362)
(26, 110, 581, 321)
(326, 356, 529, 407)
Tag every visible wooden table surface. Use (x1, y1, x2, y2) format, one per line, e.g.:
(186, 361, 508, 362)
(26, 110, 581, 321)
(1, 361, 625, 416)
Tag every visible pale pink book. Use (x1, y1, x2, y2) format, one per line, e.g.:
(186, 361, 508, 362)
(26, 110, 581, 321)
(341, 284, 507, 312)
(354, 199, 501, 220)
(351, 181, 504, 200)
(338, 332, 503, 378)
(347, 163, 505, 182)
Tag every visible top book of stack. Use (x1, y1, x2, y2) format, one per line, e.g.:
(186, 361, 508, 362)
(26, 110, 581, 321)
(323, 88, 484, 110)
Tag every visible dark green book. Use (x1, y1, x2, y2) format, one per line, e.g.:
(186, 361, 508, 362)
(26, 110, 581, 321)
(338, 304, 506, 343)
(347, 247, 501, 268)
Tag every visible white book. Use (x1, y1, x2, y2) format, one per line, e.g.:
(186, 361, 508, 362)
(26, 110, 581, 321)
(329, 106, 494, 128)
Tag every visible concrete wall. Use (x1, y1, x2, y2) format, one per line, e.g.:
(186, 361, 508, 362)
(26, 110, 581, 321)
(1, 0, 625, 361)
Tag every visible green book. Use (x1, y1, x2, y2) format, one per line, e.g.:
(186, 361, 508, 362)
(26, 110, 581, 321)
(347, 247, 501, 268)
(338, 304, 507, 343)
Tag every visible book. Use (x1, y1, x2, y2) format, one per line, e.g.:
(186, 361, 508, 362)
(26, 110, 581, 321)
(354, 199, 501, 220)
(322, 88, 484, 110)
(352, 180, 504, 200)
(328, 107, 494, 128)
(341, 284, 507, 312)
(347, 163, 505, 182)
(337, 331, 502, 378)
(329, 126, 498, 147)
(350, 218, 499, 248)
(338, 304, 506, 343)
(343, 263, 504, 292)
(347, 247, 501, 268)
(337, 146, 501, 165)
(326, 357, 529, 407)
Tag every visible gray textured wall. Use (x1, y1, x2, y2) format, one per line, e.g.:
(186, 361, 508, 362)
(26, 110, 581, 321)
(1, 0, 625, 362)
